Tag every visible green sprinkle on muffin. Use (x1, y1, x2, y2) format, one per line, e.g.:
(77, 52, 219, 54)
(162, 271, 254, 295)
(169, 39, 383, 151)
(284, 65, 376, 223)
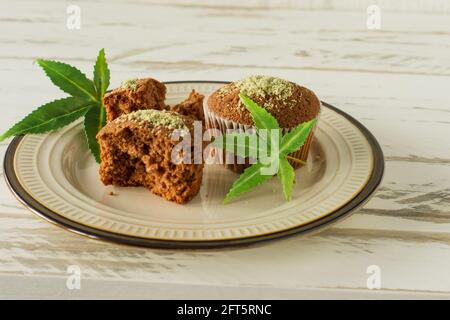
(235, 75, 294, 101)
(116, 109, 188, 131)
(121, 78, 139, 91)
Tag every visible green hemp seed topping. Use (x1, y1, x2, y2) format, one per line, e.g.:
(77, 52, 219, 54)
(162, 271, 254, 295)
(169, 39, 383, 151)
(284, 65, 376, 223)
(235, 75, 294, 101)
(118, 110, 188, 131)
(121, 78, 139, 91)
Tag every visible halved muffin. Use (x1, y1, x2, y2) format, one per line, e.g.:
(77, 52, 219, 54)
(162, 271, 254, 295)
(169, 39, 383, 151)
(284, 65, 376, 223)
(103, 78, 167, 122)
(170, 89, 205, 123)
(97, 109, 204, 204)
(104, 77, 206, 123)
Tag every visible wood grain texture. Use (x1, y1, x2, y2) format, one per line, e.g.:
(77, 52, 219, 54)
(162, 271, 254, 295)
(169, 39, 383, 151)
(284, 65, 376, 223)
(0, 0, 449, 299)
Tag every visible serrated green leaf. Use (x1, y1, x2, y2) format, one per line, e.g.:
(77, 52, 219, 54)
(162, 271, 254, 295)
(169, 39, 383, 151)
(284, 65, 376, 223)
(36, 59, 97, 101)
(0, 97, 94, 141)
(84, 103, 106, 163)
(223, 162, 275, 204)
(213, 132, 258, 158)
(221, 95, 318, 204)
(93, 49, 110, 99)
(279, 118, 317, 156)
(239, 93, 279, 130)
(278, 157, 295, 201)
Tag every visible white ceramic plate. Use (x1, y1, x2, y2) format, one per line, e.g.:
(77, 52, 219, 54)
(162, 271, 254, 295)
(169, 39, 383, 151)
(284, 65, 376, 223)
(4, 81, 384, 248)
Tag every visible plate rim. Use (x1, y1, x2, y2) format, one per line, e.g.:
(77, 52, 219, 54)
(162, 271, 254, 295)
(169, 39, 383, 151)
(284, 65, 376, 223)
(3, 80, 384, 249)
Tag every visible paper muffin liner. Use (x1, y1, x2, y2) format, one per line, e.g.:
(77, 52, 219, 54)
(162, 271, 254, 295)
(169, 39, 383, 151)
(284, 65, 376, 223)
(204, 104, 319, 174)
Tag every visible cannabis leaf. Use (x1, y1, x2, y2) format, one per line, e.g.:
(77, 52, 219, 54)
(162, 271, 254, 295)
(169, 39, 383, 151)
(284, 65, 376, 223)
(84, 103, 106, 163)
(0, 49, 110, 164)
(0, 97, 94, 140)
(278, 157, 295, 201)
(223, 162, 275, 204)
(87, 48, 110, 162)
(36, 59, 97, 101)
(213, 132, 259, 158)
(93, 49, 110, 99)
(214, 93, 317, 203)
(280, 118, 317, 156)
(239, 94, 279, 130)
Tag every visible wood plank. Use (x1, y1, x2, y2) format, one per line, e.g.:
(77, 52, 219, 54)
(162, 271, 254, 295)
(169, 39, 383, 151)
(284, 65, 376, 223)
(1, 1, 450, 76)
(0, 0, 449, 297)
(2, 275, 450, 299)
(0, 216, 450, 293)
(25, 0, 450, 13)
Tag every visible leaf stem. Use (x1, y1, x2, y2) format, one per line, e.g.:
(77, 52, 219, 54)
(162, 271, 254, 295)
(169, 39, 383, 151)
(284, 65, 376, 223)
(286, 155, 307, 166)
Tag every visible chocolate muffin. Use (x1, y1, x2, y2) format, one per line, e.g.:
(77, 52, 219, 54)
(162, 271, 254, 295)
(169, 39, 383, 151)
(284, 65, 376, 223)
(97, 109, 204, 204)
(104, 78, 166, 122)
(206, 75, 320, 173)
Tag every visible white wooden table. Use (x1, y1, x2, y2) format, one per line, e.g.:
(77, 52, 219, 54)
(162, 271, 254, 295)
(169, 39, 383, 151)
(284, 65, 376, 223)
(1, 0, 450, 299)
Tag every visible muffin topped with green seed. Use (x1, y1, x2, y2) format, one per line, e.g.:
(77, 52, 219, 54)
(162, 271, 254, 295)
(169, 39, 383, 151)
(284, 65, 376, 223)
(97, 109, 203, 204)
(206, 75, 320, 173)
(103, 78, 167, 122)
(207, 75, 320, 128)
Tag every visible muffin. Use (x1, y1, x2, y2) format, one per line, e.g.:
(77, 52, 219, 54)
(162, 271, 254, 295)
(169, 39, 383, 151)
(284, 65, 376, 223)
(206, 75, 320, 173)
(169, 89, 205, 123)
(97, 109, 204, 204)
(103, 78, 167, 122)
